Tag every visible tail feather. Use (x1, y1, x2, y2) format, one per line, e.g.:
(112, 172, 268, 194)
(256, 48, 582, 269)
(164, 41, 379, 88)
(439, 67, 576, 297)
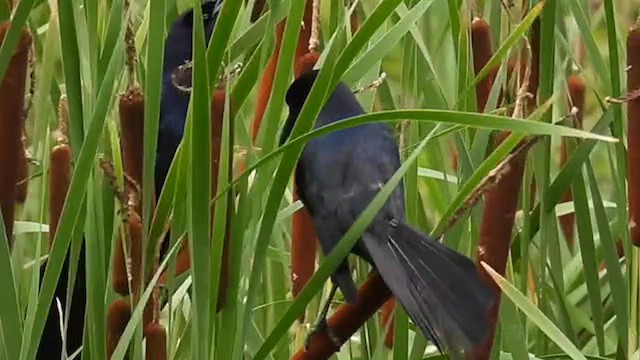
(362, 220, 494, 357)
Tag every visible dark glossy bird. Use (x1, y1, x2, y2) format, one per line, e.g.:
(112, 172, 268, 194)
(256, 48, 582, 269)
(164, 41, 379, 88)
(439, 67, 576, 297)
(38, 3, 223, 359)
(281, 70, 494, 357)
(155, 0, 223, 193)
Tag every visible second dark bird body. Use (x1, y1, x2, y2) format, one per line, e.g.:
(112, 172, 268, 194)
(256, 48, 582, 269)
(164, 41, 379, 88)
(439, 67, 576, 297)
(282, 70, 494, 357)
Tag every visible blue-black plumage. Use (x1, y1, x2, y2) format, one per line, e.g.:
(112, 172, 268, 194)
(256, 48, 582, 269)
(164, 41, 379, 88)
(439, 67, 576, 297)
(155, 0, 223, 194)
(282, 70, 494, 357)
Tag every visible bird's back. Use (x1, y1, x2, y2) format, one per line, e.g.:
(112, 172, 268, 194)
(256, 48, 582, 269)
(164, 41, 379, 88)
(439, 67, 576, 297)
(289, 75, 405, 244)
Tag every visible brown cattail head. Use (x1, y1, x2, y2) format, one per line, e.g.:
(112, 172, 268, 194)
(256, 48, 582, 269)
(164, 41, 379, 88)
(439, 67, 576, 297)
(350, 10, 360, 35)
(119, 87, 145, 211)
(380, 297, 395, 348)
(628, 25, 640, 247)
(251, 21, 285, 141)
(49, 143, 72, 249)
(290, 193, 317, 301)
(473, 104, 530, 357)
(144, 322, 167, 360)
(112, 211, 144, 296)
(471, 17, 495, 113)
(473, 145, 527, 358)
(291, 50, 319, 319)
(292, 273, 392, 359)
(107, 299, 132, 358)
(295, 52, 320, 79)
(567, 75, 586, 128)
(158, 239, 191, 286)
(0, 23, 32, 247)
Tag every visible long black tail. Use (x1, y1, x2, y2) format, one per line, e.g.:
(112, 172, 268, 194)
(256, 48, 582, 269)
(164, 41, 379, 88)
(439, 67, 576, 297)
(362, 220, 494, 357)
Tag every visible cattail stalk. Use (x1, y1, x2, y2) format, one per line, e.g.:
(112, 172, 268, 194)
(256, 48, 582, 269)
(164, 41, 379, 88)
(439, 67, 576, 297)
(113, 211, 144, 298)
(559, 75, 586, 248)
(628, 25, 640, 247)
(291, 0, 320, 323)
(0, 23, 31, 247)
(471, 53, 533, 359)
(291, 273, 392, 360)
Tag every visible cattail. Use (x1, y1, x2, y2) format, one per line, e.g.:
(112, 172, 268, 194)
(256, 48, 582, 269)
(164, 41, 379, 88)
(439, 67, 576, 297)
(107, 299, 132, 358)
(112, 211, 143, 297)
(119, 87, 145, 211)
(628, 25, 640, 247)
(471, 17, 495, 113)
(144, 322, 167, 360)
(49, 141, 72, 248)
(292, 273, 392, 360)
(291, 0, 321, 322)
(470, 71, 536, 358)
(0, 23, 31, 247)
(295, 52, 320, 79)
(559, 75, 586, 249)
(380, 298, 395, 348)
(251, 21, 285, 141)
(158, 240, 191, 285)
(350, 9, 360, 35)
(472, 133, 527, 359)
(290, 198, 317, 303)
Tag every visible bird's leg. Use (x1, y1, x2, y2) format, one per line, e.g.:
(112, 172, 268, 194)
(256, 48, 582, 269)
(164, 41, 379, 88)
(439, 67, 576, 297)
(305, 284, 341, 349)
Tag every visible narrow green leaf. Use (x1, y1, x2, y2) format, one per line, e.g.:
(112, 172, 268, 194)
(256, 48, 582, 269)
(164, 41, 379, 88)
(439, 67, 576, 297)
(481, 262, 588, 360)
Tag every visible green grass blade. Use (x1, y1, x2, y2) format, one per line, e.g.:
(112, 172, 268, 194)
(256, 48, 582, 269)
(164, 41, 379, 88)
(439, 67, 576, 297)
(481, 262, 587, 360)
(0, 211, 22, 359)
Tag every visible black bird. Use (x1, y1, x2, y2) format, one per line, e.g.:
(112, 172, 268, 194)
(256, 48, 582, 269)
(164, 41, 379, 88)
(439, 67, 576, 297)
(281, 70, 494, 357)
(156, 0, 223, 193)
(37, 2, 223, 359)
(155, 1, 222, 262)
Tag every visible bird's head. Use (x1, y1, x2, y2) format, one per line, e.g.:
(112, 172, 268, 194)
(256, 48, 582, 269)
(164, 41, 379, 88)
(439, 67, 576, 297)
(285, 69, 320, 113)
(163, 1, 222, 79)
